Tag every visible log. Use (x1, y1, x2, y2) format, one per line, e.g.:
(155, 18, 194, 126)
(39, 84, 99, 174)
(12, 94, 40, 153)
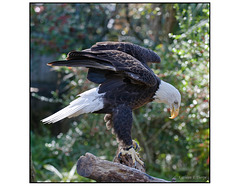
(76, 152, 170, 182)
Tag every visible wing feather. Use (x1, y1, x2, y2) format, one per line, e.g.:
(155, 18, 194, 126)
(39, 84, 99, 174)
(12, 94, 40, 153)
(47, 42, 160, 87)
(91, 41, 161, 64)
(48, 50, 157, 87)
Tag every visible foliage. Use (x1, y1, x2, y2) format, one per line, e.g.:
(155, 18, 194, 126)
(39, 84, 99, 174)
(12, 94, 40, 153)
(31, 3, 209, 182)
(30, 3, 117, 54)
(143, 4, 210, 181)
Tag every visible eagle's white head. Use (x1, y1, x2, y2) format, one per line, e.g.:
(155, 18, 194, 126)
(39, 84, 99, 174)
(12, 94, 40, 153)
(154, 80, 181, 119)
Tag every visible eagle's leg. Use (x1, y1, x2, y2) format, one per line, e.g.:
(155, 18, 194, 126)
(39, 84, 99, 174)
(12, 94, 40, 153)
(104, 114, 116, 135)
(104, 114, 112, 130)
(112, 105, 144, 167)
(132, 139, 140, 152)
(118, 140, 140, 158)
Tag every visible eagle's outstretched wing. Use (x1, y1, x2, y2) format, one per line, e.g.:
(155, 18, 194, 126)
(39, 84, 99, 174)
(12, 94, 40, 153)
(48, 49, 158, 87)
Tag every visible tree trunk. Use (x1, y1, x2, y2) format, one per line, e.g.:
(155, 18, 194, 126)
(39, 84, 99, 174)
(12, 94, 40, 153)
(77, 153, 171, 182)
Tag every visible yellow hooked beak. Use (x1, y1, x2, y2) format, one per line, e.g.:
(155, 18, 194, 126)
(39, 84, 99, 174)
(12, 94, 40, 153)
(169, 106, 179, 119)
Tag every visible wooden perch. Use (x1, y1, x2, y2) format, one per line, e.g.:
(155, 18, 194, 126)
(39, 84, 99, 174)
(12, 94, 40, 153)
(76, 153, 170, 182)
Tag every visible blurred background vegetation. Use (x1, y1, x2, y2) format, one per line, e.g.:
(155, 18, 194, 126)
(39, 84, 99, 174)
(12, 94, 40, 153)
(30, 3, 209, 182)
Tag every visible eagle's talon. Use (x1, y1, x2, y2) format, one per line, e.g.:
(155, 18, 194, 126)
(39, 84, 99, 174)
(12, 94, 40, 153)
(118, 152, 123, 163)
(119, 146, 144, 166)
(118, 152, 122, 159)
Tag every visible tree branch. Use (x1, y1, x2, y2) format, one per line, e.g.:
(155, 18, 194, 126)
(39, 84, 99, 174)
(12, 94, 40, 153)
(77, 152, 171, 182)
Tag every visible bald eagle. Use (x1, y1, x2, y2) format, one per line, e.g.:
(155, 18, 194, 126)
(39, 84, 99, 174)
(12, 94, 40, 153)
(42, 41, 181, 165)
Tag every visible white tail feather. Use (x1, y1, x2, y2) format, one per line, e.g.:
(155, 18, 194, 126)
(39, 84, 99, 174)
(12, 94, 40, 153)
(41, 87, 104, 124)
